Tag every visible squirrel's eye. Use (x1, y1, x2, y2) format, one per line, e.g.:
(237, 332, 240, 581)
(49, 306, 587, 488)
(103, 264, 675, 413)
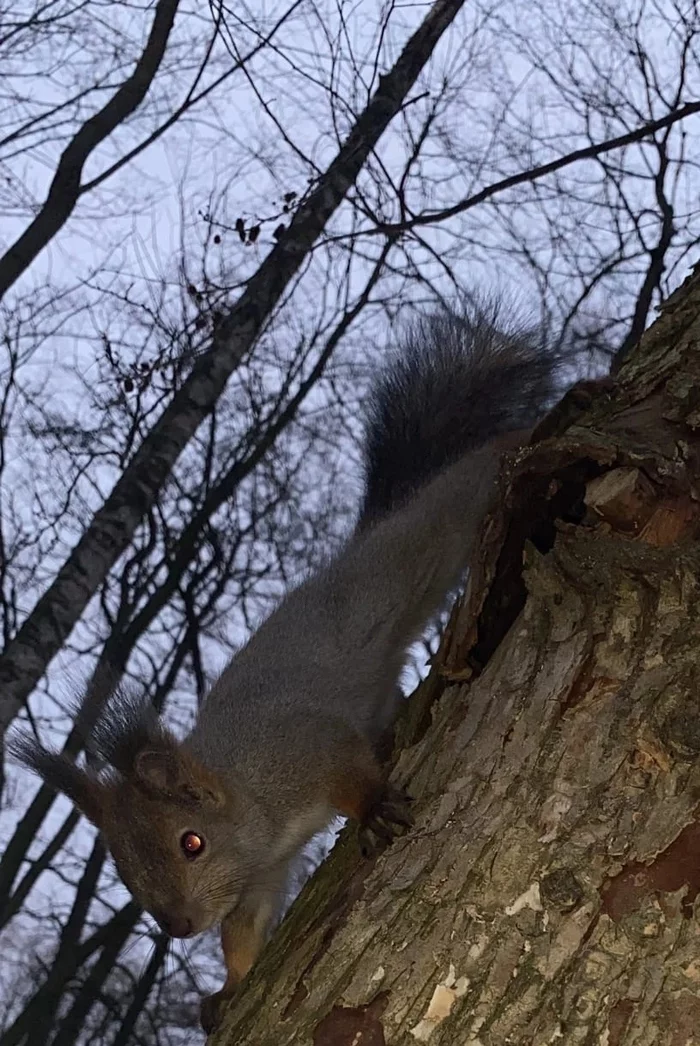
(181, 831, 205, 859)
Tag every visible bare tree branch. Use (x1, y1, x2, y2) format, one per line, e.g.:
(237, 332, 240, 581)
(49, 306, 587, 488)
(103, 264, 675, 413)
(375, 100, 700, 235)
(0, 0, 181, 299)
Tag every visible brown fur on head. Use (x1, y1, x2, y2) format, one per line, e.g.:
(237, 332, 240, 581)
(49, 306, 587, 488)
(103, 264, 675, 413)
(9, 690, 259, 938)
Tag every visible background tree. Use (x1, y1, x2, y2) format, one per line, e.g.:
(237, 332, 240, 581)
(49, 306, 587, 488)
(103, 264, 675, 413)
(2, 0, 700, 1042)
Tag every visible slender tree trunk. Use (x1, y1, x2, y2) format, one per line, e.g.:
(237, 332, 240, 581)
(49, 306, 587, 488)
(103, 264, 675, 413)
(110, 935, 169, 1046)
(1, 838, 107, 1046)
(209, 266, 700, 1045)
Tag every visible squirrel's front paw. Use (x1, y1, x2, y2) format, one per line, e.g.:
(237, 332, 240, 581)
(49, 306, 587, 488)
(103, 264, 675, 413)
(358, 782, 414, 857)
(200, 988, 235, 1035)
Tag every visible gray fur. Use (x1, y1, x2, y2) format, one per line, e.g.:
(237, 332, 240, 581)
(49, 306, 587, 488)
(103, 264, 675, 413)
(186, 305, 558, 843)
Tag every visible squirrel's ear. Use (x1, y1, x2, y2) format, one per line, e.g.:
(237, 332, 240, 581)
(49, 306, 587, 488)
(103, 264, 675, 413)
(8, 735, 104, 826)
(133, 748, 226, 808)
(132, 749, 175, 795)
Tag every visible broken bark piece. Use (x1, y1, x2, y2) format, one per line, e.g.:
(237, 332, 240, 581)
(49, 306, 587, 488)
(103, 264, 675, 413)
(585, 467, 657, 532)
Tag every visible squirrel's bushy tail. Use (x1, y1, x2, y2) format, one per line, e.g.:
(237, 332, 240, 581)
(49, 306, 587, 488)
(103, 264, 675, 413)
(359, 301, 559, 527)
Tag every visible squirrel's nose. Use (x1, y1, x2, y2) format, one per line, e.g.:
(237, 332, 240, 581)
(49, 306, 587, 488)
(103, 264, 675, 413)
(154, 910, 195, 938)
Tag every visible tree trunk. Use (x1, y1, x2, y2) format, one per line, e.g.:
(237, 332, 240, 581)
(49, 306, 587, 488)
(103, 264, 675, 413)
(209, 266, 700, 1046)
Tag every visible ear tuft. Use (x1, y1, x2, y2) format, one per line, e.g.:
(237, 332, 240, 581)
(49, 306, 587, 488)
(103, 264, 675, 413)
(85, 687, 163, 776)
(8, 733, 104, 826)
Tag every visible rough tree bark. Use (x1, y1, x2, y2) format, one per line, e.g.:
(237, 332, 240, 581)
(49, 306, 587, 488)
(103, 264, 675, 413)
(209, 265, 700, 1046)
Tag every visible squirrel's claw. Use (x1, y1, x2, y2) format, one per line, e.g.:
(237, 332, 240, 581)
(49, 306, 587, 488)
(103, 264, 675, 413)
(358, 783, 414, 857)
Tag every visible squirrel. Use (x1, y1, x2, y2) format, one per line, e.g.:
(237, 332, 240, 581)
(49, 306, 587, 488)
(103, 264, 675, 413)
(11, 302, 561, 1031)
